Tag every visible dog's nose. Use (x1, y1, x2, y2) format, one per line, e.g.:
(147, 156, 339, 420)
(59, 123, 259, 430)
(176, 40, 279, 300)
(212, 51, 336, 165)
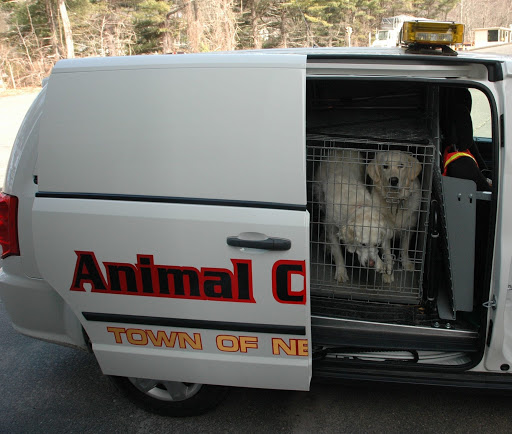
(368, 259, 375, 267)
(390, 177, 399, 187)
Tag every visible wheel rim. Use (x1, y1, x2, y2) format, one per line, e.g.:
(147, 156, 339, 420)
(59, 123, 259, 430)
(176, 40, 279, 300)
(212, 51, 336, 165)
(128, 378, 202, 401)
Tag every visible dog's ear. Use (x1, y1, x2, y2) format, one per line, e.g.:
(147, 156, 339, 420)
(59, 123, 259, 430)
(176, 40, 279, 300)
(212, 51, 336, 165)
(407, 155, 422, 181)
(367, 157, 380, 183)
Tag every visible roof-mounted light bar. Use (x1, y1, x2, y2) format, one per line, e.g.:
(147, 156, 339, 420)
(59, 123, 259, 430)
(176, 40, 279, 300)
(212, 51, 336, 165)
(401, 21, 464, 55)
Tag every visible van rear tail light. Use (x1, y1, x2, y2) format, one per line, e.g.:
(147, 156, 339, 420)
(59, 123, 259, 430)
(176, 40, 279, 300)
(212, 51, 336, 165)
(0, 193, 20, 259)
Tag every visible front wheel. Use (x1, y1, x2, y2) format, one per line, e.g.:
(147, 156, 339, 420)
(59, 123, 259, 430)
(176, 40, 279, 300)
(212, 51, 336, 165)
(109, 376, 229, 416)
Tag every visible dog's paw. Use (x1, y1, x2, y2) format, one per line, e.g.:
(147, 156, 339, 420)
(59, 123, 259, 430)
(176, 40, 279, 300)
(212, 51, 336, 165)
(335, 267, 349, 284)
(384, 261, 394, 275)
(402, 261, 415, 272)
(374, 258, 385, 273)
(382, 273, 395, 284)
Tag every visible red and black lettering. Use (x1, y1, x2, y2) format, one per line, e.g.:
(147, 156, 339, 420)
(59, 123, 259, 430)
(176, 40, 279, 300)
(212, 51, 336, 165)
(71, 251, 108, 291)
(70, 252, 255, 303)
(272, 260, 306, 305)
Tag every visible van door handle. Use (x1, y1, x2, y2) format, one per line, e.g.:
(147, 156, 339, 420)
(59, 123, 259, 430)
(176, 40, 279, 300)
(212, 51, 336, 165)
(226, 236, 291, 251)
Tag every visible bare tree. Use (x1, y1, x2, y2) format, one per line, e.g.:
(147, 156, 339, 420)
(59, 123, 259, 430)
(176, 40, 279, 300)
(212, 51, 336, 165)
(183, 0, 237, 52)
(202, 0, 237, 50)
(57, 0, 74, 58)
(186, 0, 203, 51)
(45, 0, 61, 59)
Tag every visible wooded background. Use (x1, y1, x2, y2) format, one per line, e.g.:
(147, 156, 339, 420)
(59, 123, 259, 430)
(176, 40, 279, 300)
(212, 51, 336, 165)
(1, 0, 511, 88)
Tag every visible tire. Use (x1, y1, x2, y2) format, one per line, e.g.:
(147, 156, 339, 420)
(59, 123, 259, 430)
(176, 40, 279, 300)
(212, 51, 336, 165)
(109, 376, 229, 417)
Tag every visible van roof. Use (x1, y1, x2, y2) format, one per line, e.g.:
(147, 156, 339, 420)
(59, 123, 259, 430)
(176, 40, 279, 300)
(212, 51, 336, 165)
(51, 47, 511, 78)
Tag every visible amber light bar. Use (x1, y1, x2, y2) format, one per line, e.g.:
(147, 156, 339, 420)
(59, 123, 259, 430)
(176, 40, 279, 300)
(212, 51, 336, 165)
(402, 21, 464, 45)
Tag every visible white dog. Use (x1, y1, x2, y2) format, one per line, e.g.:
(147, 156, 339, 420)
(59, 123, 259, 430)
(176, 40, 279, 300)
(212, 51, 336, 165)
(314, 149, 394, 284)
(366, 150, 422, 272)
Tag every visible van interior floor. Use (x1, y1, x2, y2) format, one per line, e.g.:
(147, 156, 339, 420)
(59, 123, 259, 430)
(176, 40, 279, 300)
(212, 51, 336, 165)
(311, 297, 481, 353)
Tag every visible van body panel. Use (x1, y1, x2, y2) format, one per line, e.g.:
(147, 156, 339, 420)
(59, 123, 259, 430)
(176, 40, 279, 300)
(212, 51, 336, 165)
(484, 62, 512, 371)
(3, 88, 46, 278)
(38, 55, 307, 205)
(0, 257, 86, 349)
(32, 189, 311, 387)
(93, 332, 311, 390)
(4, 87, 45, 194)
(51, 53, 306, 73)
(32, 199, 309, 324)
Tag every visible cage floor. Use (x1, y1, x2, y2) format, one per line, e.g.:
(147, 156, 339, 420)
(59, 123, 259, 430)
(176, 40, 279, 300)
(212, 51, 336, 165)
(311, 254, 422, 305)
(311, 296, 433, 325)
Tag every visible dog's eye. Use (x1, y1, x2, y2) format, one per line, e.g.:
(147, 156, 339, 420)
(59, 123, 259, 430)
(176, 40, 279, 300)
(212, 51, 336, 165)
(361, 243, 367, 247)
(382, 165, 389, 170)
(398, 164, 404, 169)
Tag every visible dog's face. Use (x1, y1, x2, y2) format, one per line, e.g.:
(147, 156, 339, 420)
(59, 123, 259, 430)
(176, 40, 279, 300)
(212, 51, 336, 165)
(339, 208, 393, 268)
(367, 151, 422, 200)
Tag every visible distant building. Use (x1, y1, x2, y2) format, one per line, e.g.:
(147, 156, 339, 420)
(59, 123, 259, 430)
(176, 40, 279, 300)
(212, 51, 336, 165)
(474, 26, 512, 47)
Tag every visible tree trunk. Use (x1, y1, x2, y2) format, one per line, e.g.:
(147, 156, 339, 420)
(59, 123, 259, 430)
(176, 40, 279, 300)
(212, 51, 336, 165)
(221, 0, 236, 51)
(45, 0, 61, 59)
(251, 0, 261, 49)
(58, 0, 74, 58)
(162, 15, 174, 53)
(186, 0, 202, 52)
(280, 9, 287, 48)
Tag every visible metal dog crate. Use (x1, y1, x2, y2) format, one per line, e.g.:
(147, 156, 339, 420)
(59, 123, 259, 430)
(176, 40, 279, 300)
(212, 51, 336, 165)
(307, 135, 435, 304)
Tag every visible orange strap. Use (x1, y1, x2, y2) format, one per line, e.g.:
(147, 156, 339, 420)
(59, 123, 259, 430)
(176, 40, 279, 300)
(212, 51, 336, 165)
(443, 149, 478, 176)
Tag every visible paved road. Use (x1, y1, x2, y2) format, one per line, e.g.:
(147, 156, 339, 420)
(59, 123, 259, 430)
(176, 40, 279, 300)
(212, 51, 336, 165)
(469, 43, 512, 56)
(2, 302, 512, 433)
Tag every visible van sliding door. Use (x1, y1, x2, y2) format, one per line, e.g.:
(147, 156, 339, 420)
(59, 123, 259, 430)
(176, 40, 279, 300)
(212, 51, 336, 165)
(32, 54, 311, 390)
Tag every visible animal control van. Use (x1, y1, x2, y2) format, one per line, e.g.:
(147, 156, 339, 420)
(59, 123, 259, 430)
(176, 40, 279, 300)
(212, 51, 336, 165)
(1, 21, 512, 416)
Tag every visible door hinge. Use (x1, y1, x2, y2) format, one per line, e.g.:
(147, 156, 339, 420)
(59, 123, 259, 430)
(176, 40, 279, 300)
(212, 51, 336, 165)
(483, 295, 497, 310)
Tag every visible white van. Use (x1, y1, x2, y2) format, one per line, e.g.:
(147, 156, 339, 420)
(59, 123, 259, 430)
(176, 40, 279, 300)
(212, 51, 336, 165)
(1, 25, 512, 416)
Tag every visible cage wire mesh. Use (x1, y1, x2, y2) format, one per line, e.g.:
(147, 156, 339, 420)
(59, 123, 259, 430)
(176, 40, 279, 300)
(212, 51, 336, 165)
(307, 135, 435, 304)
